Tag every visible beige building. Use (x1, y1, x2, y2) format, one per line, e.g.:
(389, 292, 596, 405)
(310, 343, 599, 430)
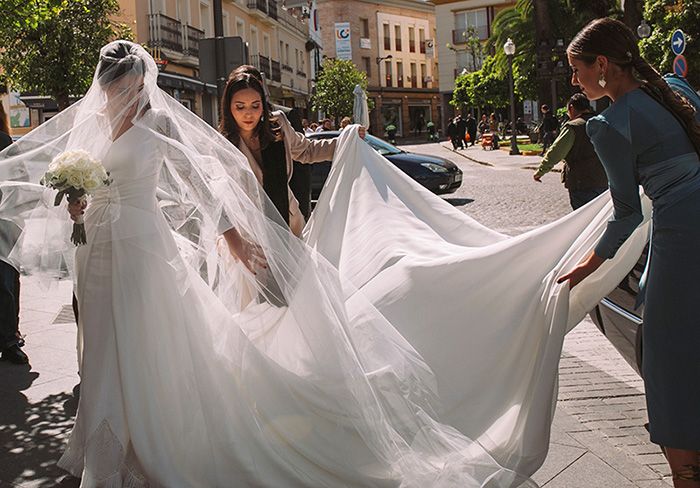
(317, 0, 439, 137)
(434, 0, 514, 126)
(2, 0, 315, 135)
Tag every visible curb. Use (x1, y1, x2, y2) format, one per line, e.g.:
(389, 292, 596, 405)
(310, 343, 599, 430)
(440, 144, 494, 167)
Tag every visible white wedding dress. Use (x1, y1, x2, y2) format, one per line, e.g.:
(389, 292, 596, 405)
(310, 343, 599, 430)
(0, 41, 652, 488)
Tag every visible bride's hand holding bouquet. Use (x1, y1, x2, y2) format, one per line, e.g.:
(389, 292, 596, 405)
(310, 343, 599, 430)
(40, 150, 112, 246)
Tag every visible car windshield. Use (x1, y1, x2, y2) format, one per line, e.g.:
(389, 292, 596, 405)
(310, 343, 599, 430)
(365, 135, 403, 156)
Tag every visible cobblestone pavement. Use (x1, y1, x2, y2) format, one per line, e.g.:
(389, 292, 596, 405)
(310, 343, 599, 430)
(400, 141, 671, 486)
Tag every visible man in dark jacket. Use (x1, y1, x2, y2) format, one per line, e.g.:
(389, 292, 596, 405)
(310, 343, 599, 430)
(533, 94, 608, 210)
(465, 113, 477, 147)
(446, 118, 459, 150)
(455, 115, 467, 150)
(538, 104, 559, 155)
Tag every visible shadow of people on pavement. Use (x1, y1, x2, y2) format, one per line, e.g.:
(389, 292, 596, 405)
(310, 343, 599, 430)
(0, 363, 80, 487)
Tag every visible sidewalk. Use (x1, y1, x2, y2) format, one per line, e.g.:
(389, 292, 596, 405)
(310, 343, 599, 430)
(0, 275, 671, 487)
(439, 141, 548, 171)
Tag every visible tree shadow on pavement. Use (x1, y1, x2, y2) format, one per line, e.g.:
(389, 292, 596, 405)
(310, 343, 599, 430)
(0, 364, 80, 487)
(444, 197, 474, 206)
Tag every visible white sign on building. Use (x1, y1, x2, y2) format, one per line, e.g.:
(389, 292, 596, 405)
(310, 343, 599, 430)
(425, 39, 435, 58)
(334, 22, 352, 60)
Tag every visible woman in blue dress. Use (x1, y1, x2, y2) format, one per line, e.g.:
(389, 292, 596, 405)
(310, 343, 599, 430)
(558, 18, 700, 487)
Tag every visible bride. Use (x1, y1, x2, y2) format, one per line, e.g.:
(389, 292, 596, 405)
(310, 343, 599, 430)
(0, 41, 549, 487)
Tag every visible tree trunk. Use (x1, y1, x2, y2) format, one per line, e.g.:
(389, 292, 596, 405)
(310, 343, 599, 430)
(622, 0, 643, 37)
(55, 92, 70, 112)
(533, 0, 553, 107)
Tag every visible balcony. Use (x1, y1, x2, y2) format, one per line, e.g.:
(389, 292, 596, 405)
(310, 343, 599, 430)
(271, 59, 281, 82)
(296, 69, 307, 78)
(148, 13, 204, 63)
(452, 26, 489, 43)
(252, 54, 271, 79)
(282, 63, 294, 73)
(149, 13, 183, 52)
(184, 24, 205, 57)
(248, 0, 277, 21)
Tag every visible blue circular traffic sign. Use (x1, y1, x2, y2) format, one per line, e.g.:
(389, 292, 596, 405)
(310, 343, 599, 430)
(671, 29, 686, 56)
(673, 54, 688, 78)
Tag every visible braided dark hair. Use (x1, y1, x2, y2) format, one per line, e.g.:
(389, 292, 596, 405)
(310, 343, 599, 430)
(568, 17, 700, 154)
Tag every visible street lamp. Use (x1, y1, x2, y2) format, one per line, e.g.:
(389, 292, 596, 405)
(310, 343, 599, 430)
(637, 19, 652, 39)
(375, 54, 393, 131)
(504, 38, 520, 155)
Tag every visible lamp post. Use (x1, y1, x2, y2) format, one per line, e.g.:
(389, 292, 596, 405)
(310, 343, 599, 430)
(504, 38, 520, 155)
(637, 19, 652, 39)
(376, 54, 392, 130)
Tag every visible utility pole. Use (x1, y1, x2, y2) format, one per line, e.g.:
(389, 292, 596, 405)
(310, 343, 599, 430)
(213, 0, 226, 100)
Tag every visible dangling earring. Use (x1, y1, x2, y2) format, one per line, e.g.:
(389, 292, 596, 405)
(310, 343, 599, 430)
(598, 73, 607, 88)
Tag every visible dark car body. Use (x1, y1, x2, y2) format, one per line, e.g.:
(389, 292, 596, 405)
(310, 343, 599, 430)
(306, 131, 463, 199)
(589, 245, 647, 376)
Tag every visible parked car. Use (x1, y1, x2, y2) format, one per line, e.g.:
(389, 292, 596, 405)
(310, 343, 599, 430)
(589, 245, 647, 376)
(306, 131, 463, 200)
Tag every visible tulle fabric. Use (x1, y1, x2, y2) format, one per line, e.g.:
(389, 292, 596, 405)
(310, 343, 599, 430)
(0, 41, 543, 487)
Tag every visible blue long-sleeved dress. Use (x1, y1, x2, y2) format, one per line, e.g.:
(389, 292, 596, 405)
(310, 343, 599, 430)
(587, 87, 700, 450)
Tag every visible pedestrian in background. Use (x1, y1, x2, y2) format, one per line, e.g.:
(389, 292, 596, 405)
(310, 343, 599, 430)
(477, 114, 489, 139)
(558, 18, 700, 486)
(539, 104, 559, 155)
(533, 93, 608, 210)
(340, 116, 352, 130)
(446, 117, 459, 150)
(466, 113, 477, 147)
(0, 103, 28, 364)
(456, 115, 467, 150)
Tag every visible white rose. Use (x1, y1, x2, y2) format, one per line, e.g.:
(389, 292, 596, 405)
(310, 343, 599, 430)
(66, 173, 84, 189)
(83, 177, 101, 192)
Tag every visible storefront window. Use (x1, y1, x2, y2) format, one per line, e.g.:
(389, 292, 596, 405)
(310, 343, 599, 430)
(381, 102, 402, 136)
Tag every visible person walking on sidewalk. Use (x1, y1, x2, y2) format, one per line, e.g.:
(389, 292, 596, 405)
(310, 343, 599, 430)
(465, 113, 477, 147)
(456, 115, 467, 149)
(533, 93, 608, 209)
(558, 18, 700, 487)
(539, 105, 559, 155)
(0, 103, 28, 364)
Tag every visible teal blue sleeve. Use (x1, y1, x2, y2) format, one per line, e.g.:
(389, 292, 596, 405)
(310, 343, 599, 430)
(587, 117, 644, 259)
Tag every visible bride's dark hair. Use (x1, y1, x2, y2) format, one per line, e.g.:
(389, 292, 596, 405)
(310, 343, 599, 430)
(218, 65, 276, 149)
(96, 41, 145, 86)
(568, 17, 700, 154)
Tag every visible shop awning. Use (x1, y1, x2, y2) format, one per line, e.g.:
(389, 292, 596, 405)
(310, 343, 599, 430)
(157, 72, 217, 95)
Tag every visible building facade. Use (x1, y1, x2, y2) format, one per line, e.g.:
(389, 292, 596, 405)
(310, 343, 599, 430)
(2, 0, 316, 136)
(434, 0, 514, 128)
(316, 0, 439, 137)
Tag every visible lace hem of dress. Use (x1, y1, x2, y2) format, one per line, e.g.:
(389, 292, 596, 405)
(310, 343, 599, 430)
(58, 419, 148, 488)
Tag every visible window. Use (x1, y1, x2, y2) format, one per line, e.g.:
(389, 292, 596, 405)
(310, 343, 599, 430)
(285, 43, 290, 65)
(250, 26, 258, 55)
(410, 62, 417, 87)
(295, 48, 300, 70)
(279, 41, 284, 62)
(383, 24, 390, 51)
(360, 18, 369, 38)
(420, 63, 427, 87)
(408, 27, 415, 53)
(263, 34, 270, 57)
(385, 60, 392, 87)
(396, 61, 403, 87)
(236, 18, 245, 39)
(394, 25, 402, 51)
(419, 28, 426, 54)
(222, 11, 230, 36)
(454, 8, 488, 41)
(176, 0, 190, 23)
(199, 2, 211, 36)
(362, 56, 371, 77)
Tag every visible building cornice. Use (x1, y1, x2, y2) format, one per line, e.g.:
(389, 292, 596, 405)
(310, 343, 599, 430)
(318, 0, 435, 13)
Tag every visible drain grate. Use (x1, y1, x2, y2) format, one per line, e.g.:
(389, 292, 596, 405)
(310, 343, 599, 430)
(52, 304, 76, 324)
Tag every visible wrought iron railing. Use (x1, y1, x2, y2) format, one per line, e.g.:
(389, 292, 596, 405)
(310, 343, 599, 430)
(149, 13, 183, 52)
(271, 59, 281, 82)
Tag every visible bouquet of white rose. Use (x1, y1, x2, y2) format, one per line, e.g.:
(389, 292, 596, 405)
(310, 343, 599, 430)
(40, 150, 112, 246)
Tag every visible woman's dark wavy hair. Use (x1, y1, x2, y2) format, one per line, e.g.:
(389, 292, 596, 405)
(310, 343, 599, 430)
(218, 65, 276, 149)
(0, 102, 9, 135)
(567, 17, 700, 154)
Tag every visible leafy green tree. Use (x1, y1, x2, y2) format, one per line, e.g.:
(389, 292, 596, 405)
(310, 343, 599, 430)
(311, 58, 373, 125)
(640, 0, 700, 88)
(0, 0, 132, 111)
(452, 56, 509, 110)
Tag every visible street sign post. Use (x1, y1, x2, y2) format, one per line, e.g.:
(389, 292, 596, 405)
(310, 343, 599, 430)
(673, 54, 688, 77)
(671, 29, 686, 56)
